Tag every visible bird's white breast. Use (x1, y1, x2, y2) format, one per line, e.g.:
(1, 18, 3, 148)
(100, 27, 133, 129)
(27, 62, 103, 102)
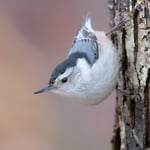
(52, 32, 119, 105)
(70, 32, 119, 104)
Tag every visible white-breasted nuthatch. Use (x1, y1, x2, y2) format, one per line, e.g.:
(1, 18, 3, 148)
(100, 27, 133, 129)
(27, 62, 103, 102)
(34, 15, 119, 105)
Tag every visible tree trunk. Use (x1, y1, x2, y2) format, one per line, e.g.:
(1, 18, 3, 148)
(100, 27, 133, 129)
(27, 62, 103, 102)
(108, 0, 150, 149)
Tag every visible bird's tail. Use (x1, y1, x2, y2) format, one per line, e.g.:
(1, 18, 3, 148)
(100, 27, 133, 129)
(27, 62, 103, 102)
(83, 15, 94, 32)
(75, 15, 94, 40)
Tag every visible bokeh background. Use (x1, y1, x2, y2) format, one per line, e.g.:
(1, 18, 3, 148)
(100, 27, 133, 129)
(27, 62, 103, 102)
(0, 0, 116, 150)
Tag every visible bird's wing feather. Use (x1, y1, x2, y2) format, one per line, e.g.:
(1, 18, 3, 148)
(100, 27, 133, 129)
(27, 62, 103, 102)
(68, 15, 99, 65)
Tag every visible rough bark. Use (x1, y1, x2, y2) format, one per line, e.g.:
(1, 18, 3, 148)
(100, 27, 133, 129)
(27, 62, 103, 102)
(108, 0, 150, 149)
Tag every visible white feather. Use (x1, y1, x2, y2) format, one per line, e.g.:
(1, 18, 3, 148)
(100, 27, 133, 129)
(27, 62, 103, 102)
(84, 15, 94, 32)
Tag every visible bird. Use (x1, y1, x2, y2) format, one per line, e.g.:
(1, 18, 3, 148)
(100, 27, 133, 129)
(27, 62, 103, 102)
(34, 15, 119, 105)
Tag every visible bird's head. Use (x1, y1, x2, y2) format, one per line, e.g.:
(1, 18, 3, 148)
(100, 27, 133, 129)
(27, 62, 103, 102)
(33, 58, 81, 96)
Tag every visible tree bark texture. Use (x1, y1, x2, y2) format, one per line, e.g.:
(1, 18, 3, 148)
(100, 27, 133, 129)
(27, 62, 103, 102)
(108, 0, 150, 149)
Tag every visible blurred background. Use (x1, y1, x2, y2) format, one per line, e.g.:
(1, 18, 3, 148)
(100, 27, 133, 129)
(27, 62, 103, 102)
(0, 0, 116, 150)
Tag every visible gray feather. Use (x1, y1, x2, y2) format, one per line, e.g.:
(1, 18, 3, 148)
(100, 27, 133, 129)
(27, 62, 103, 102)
(49, 15, 99, 84)
(68, 15, 99, 65)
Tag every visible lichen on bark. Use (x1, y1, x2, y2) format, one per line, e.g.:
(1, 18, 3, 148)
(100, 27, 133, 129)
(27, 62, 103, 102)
(108, 0, 150, 149)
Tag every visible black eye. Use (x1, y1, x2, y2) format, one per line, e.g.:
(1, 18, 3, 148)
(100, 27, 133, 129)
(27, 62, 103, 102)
(61, 77, 68, 83)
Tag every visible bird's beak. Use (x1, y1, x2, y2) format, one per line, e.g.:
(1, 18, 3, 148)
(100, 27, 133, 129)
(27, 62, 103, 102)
(33, 84, 53, 94)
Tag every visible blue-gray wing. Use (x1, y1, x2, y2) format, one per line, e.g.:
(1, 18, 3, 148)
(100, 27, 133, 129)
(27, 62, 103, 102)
(67, 15, 99, 65)
(68, 38, 99, 65)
